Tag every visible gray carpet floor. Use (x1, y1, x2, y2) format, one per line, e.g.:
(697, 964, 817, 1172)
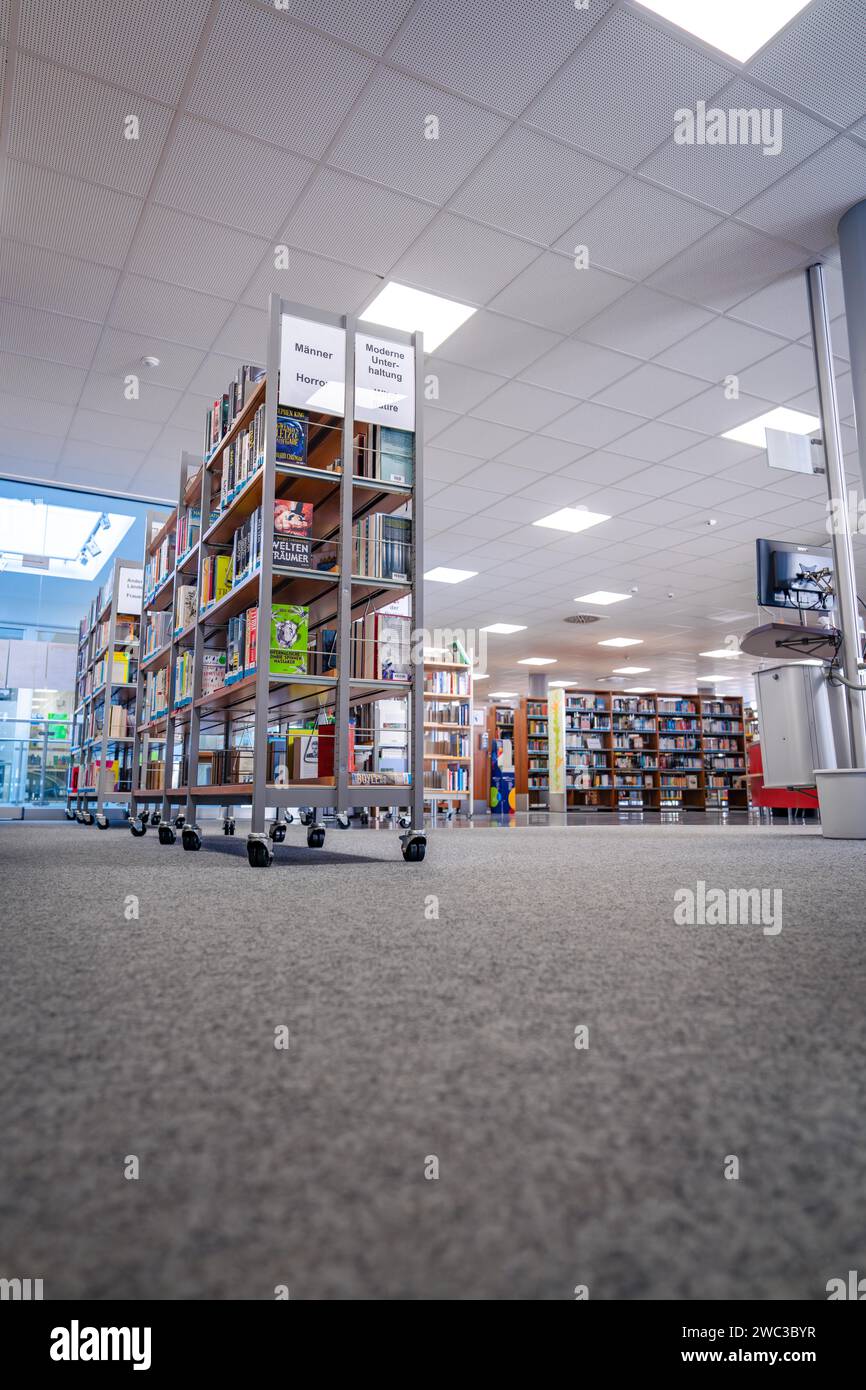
(1, 818, 865, 1301)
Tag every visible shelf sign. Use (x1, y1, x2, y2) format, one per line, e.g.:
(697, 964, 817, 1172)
(118, 566, 143, 615)
(279, 313, 346, 417)
(354, 332, 415, 431)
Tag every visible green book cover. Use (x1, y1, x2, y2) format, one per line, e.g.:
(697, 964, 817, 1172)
(269, 604, 309, 677)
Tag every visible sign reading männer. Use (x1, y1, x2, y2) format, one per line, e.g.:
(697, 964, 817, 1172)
(279, 313, 346, 417)
(354, 332, 415, 431)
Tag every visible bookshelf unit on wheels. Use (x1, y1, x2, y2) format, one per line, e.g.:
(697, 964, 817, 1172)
(129, 457, 199, 833)
(128, 295, 426, 867)
(423, 656, 473, 821)
(66, 559, 143, 827)
(556, 688, 747, 812)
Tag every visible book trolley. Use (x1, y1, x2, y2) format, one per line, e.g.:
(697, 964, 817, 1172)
(66, 558, 143, 827)
(128, 295, 426, 867)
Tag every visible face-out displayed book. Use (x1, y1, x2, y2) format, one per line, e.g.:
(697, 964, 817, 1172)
(269, 604, 309, 677)
(273, 500, 313, 567)
(276, 407, 307, 467)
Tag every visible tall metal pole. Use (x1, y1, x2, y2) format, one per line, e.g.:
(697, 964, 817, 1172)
(806, 262, 866, 767)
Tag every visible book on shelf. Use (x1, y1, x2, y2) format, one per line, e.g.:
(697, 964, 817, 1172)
(144, 535, 174, 597)
(173, 649, 194, 706)
(351, 770, 411, 786)
(355, 425, 414, 486)
(276, 407, 306, 467)
(201, 651, 227, 696)
(175, 585, 197, 633)
(230, 509, 263, 584)
(269, 604, 309, 677)
(273, 500, 312, 568)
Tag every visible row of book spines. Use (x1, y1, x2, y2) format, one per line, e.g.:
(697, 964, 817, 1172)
(93, 653, 136, 686)
(144, 610, 173, 654)
(225, 608, 259, 685)
(144, 536, 174, 596)
(353, 514, 411, 580)
(425, 766, 470, 791)
(425, 675, 470, 694)
(426, 703, 471, 724)
(176, 508, 200, 558)
(204, 364, 265, 456)
(424, 735, 470, 755)
(217, 401, 266, 509)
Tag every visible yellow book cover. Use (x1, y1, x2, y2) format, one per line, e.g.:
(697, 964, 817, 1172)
(215, 555, 232, 601)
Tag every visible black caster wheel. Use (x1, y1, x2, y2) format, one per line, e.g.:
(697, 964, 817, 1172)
(75, 810, 84, 823)
(65, 807, 75, 821)
(306, 825, 325, 849)
(174, 814, 185, 830)
(150, 813, 161, 829)
(181, 825, 201, 851)
(358, 811, 370, 827)
(299, 808, 314, 827)
(445, 809, 454, 823)
(82, 811, 94, 826)
(130, 817, 146, 837)
(247, 837, 273, 868)
(401, 832, 426, 862)
(335, 811, 350, 829)
(140, 811, 150, 826)
(95, 814, 109, 830)
(269, 822, 286, 843)
(223, 818, 235, 836)
(158, 823, 176, 846)
(398, 813, 411, 830)
(284, 811, 294, 825)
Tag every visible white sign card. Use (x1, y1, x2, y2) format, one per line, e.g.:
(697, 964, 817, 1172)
(354, 333, 415, 431)
(118, 566, 143, 615)
(280, 313, 346, 417)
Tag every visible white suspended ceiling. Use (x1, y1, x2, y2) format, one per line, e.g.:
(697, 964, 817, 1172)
(0, 0, 864, 692)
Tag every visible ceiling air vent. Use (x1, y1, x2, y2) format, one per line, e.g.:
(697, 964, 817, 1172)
(565, 613, 602, 624)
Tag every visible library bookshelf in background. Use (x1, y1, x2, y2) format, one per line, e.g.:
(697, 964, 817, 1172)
(557, 689, 748, 813)
(514, 695, 549, 810)
(66, 558, 143, 827)
(423, 648, 473, 821)
(128, 294, 427, 867)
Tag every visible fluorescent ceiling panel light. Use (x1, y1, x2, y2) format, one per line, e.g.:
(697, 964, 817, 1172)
(625, 687, 653, 693)
(612, 666, 651, 674)
(574, 590, 631, 605)
(490, 691, 517, 697)
(598, 637, 644, 648)
(0, 500, 134, 581)
(722, 407, 820, 450)
(361, 282, 476, 352)
(696, 673, 734, 681)
(700, 648, 742, 659)
(549, 679, 576, 686)
(424, 567, 478, 583)
(633, 0, 812, 62)
(533, 507, 610, 534)
(481, 623, 527, 634)
(473, 673, 489, 680)
(517, 657, 557, 665)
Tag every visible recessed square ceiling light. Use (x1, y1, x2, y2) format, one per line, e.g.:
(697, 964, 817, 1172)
(625, 687, 653, 694)
(517, 657, 557, 665)
(722, 407, 820, 450)
(490, 691, 517, 697)
(598, 637, 644, 648)
(696, 673, 734, 681)
(481, 623, 527, 634)
(612, 666, 651, 674)
(361, 282, 476, 352)
(633, 0, 812, 63)
(533, 506, 610, 534)
(700, 648, 742, 659)
(574, 590, 631, 605)
(424, 567, 478, 583)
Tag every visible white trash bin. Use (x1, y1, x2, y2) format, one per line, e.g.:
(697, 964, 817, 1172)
(814, 768, 866, 839)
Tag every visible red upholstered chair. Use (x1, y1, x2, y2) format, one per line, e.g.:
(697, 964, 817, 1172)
(747, 742, 819, 814)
